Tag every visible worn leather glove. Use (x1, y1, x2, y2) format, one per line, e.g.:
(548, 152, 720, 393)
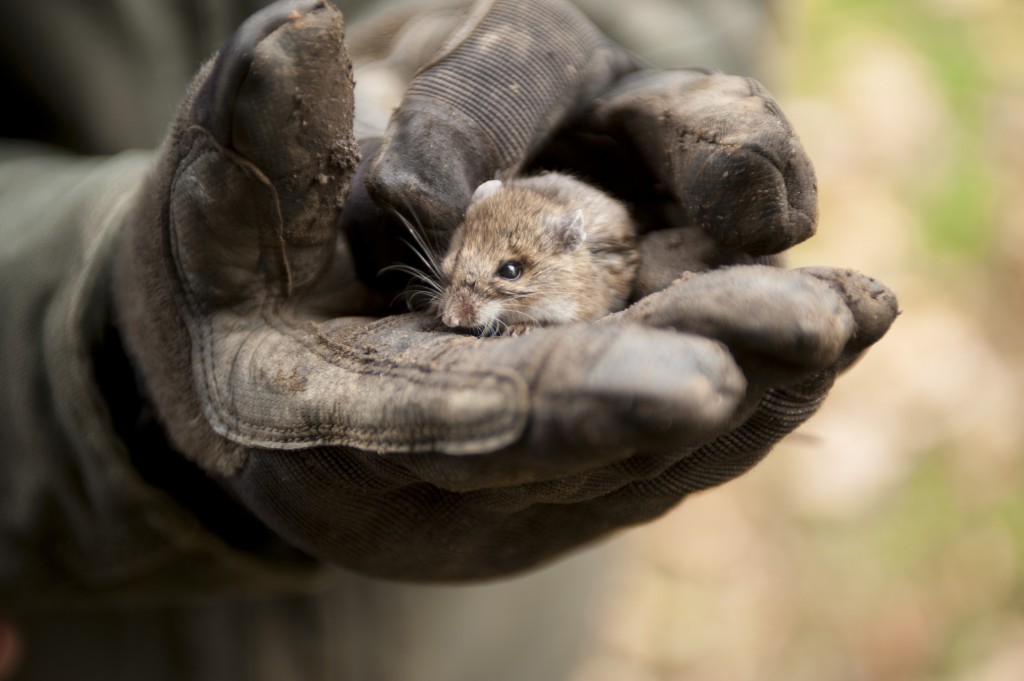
(113, 0, 897, 581)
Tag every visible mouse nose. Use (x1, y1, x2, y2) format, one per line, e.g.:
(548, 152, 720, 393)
(441, 309, 460, 328)
(442, 295, 478, 328)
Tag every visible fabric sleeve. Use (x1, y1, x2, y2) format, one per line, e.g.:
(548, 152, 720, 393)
(0, 145, 324, 613)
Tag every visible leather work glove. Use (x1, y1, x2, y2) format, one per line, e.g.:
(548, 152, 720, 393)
(112, 0, 898, 581)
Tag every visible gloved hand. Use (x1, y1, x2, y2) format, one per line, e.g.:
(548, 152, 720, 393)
(112, 0, 897, 581)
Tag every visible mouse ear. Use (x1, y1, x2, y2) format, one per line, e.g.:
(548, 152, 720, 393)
(546, 209, 586, 253)
(470, 180, 503, 204)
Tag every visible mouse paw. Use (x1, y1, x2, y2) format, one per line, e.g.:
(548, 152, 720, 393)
(501, 323, 534, 337)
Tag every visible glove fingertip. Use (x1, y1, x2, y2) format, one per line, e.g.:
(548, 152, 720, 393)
(682, 132, 818, 256)
(798, 266, 900, 361)
(192, 0, 329, 146)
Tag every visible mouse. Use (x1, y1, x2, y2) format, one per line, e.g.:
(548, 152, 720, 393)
(431, 172, 639, 336)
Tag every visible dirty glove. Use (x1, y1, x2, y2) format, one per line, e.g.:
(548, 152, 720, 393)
(112, 0, 897, 581)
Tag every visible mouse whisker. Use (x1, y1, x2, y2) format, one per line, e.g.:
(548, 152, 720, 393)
(407, 290, 442, 311)
(403, 284, 442, 299)
(511, 310, 543, 328)
(391, 286, 441, 312)
(383, 269, 443, 310)
(389, 206, 445, 283)
(486, 319, 506, 338)
(379, 263, 443, 293)
(402, 234, 444, 284)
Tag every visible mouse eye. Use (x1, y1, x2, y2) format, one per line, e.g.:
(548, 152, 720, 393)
(496, 260, 522, 280)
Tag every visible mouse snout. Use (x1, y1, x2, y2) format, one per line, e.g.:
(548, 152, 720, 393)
(440, 292, 479, 329)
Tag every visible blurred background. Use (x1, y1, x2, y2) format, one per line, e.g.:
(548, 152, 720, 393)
(570, 0, 1024, 679)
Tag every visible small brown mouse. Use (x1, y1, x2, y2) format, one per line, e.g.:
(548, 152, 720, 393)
(434, 172, 639, 336)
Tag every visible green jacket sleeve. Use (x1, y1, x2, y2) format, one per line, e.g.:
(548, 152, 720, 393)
(0, 145, 323, 612)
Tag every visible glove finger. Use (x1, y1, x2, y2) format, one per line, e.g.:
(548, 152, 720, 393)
(630, 227, 787, 299)
(199, 313, 745, 483)
(115, 0, 363, 474)
(186, 0, 360, 298)
(796, 266, 901, 370)
(342, 0, 640, 286)
(617, 264, 897, 433)
(567, 69, 818, 257)
(601, 267, 897, 512)
(618, 266, 856, 373)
